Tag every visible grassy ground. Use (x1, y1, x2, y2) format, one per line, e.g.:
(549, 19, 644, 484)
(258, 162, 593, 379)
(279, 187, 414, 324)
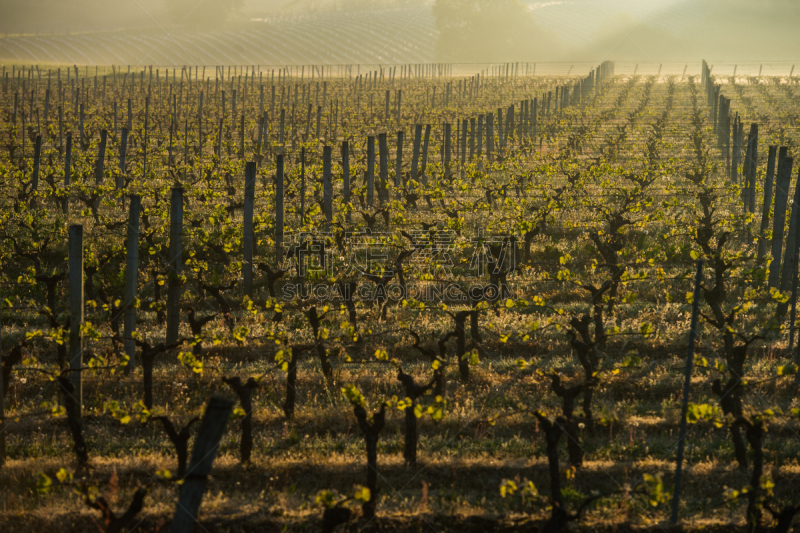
(3, 282, 800, 531)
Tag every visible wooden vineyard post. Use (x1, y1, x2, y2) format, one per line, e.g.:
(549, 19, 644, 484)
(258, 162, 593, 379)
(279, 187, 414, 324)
(788, 168, 800, 333)
(239, 113, 245, 159)
(486, 113, 494, 162)
(738, 121, 745, 183)
(546, 91, 551, 119)
(791, 231, 800, 351)
(779, 157, 798, 294)
(671, 260, 703, 524)
(165, 187, 184, 344)
(304, 104, 312, 140)
(724, 102, 731, 178)
(68, 225, 84, 412)
(63, 132, 72, 213)
(118, 127, 128, 189)
(143, 96, 149, 179)
(32, 134, 41, 195)
(506, 105, 514, 146)
(469, 118, 476, 161)
(212, 115, 222, 167)
(300, 148, 305, 224)
(740, 119, 749, 204)
(497, 108, 504, 151)
(459, 118, 467, 179)
(410, 124, 422, 186)
(95, 129, 107, 185)
(769, 149, 791, 288)
(258, 112, 267, 156)
(198, 91, 204, 150)
(279, 108, 285, 145)
(243, 162, 256, 298)
(232, 91, 238, 134)
(378, 133, 388, 205)
(0, 315, 4, 469)
(169, 395, 234, 533)
(477, 115, 483, 162)
(58, 106, 64, 154)
(395, 130, 404, 191)
(443, 122, 452, 178)
(79, 103, 85, 148)
(342, 142, 351, 223)
(121, 195, 141, 374)
(757, 146, 778, 263)
(420, 125, 431, 185)
(275, 153, 284, 266)
(731, 116, 740, 183)
(323, 146, 332, 230)
(396, 89, 402, 122)
(367, 135, 375, 207)
(744, 124, 758, 213)
(748, 128, 758, 213)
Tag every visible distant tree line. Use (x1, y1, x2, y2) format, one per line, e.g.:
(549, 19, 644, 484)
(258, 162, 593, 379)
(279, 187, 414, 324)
(431, 0, 800, 63)
(0, 0, 245, 33)
(432, 0, 553, 63)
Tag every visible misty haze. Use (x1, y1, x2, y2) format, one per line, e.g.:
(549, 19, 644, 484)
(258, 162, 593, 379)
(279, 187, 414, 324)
(0, 0, 798, 64)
